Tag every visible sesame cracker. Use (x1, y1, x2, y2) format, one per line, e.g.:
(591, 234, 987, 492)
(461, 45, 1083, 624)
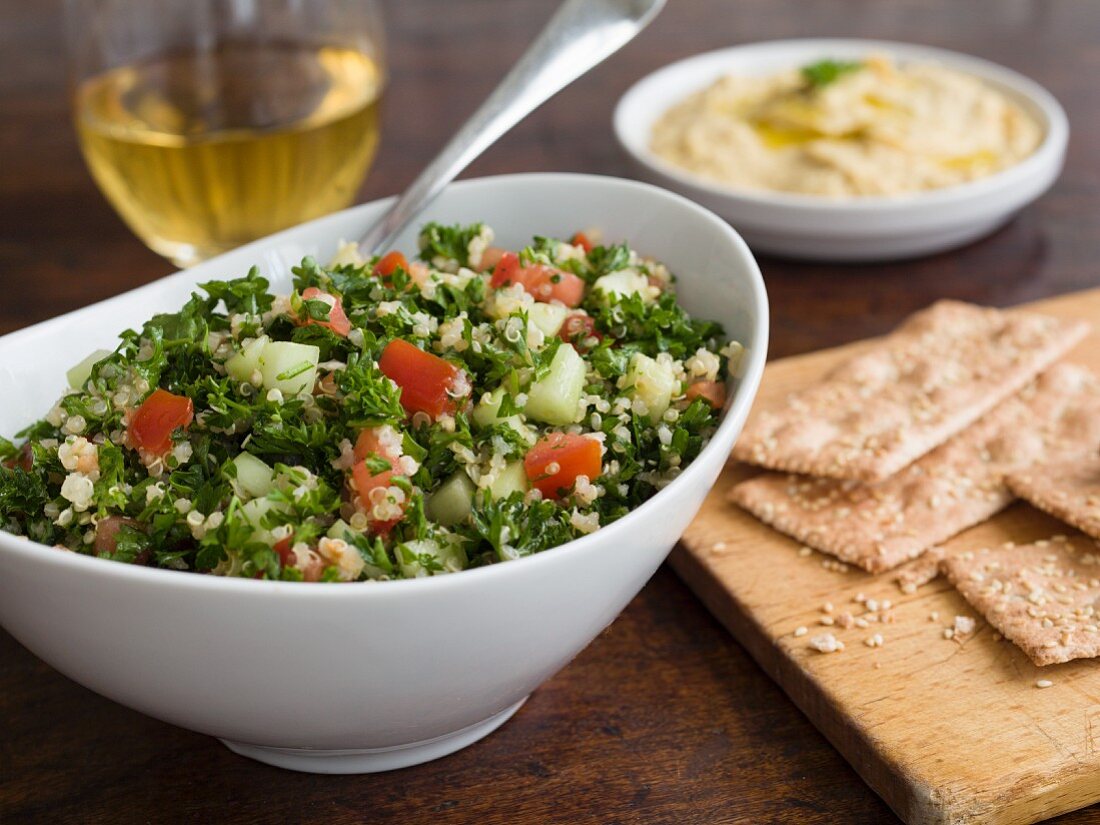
(730, 364, 1100, 572)
(732, 301, 1088, 482)
(943, 536, 1100, 666)
(1006, 455, 1100, 541)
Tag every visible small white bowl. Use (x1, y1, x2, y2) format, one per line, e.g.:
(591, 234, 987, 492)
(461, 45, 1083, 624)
(614, 38, 1069, 261)
(0, 173, 767, 774)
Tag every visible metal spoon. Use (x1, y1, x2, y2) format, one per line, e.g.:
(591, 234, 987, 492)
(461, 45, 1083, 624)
(357, 0, 665, 254)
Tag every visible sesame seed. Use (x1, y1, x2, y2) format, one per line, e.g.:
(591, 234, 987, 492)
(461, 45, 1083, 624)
(1036, 679, 1054, 689)
(793, 626, 807, 637)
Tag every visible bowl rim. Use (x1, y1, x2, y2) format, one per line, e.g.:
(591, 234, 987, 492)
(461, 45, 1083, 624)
(0, 172, 769, 599)
(613, 37, 1070, 213)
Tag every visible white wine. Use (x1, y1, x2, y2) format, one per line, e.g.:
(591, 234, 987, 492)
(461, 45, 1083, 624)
(75, 43, 383, 266)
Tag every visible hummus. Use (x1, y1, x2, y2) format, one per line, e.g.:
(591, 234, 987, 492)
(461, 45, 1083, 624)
(650, 55, 1043, 197)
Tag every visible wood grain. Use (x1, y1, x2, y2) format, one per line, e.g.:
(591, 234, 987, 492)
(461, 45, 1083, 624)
(1, 0, 1099, 823)
(673, 290, 1100, 825)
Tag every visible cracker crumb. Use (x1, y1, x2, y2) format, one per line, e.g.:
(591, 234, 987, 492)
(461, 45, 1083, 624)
(954, 615, 976, 636)
(809, 633, 844, 653)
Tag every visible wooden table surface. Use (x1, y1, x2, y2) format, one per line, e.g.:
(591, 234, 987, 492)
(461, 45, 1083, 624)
(1, 1, 1097, 822)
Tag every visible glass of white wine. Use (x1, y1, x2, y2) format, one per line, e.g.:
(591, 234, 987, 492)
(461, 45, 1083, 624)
(66, 0, 385, 267)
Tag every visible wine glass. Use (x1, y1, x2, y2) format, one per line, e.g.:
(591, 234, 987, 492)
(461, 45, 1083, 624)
(66, 0, 386, 268)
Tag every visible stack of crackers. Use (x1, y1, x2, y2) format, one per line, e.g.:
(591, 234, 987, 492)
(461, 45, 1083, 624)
(729, 300, 1100, 666)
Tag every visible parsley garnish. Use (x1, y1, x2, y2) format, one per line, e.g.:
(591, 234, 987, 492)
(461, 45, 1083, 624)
(801, 59, 863, 91)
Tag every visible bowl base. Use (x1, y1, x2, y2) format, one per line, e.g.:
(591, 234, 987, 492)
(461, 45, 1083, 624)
(220, 697, 528, 774)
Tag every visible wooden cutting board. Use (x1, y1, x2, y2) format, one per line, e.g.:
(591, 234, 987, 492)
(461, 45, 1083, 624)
(670, 289, 1100, 825)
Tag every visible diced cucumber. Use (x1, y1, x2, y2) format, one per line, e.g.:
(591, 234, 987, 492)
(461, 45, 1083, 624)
(66, 349, 112, 389)
(396, 537, 468, 577)
(425, 472, 475, 527)
(225, 335, 270, 383)
(326, 519, 353, 540)
(232, 453, 275, 499)
(489, 460, 528, 500)
(527, 303, 568, 338)
(593, 269, 652, 301)
(435, 536, 469, 574)
(472, 388, 508, 428)
(472, 388, 530, 435)
(240, 497, 280, 544)
(258, 340, 319, 396)
(625, 353, 676, 421)
(525, 344, 586, 426)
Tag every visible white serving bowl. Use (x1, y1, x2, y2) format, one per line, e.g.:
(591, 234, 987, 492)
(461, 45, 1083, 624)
(0, 174, 767, 774)
(614, 38, 1069, 261)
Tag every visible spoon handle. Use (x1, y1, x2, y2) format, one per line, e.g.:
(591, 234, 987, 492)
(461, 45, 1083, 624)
(358, 0, 664, 254)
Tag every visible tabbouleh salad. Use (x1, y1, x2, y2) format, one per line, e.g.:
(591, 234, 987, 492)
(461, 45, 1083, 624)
(0, 223, 741, 582)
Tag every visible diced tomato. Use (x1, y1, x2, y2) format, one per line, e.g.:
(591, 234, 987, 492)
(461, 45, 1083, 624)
(374, 251, 409, 279)
(93, 516, 143, 559)
(571, 232, 593, 253)
(489, 251, 522, 288)
(476, 246, 507, 272)
(351, 427, 407, 534)
(685, 380, 726, 409)
(299, 287, 351, 337)
(273, 534, 324, 580)
(524, 433, 602, 499)
(128, 389, 194, 456)
(378, 339, 468, 419)
(490, 252, 585, 308)
(353, 427, 401, 464)
(559, 313, 603, 351)
(273, 536, 297, 568)
(352, 459, 393, 507)
(3, 443, 33, 472)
